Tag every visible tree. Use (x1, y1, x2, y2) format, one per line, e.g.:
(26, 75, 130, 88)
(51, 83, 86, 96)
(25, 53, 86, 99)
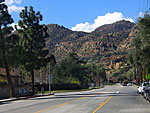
(130, 12, 150, 83)
(128, 50, 136, 80)
(16, 6, 49, 95)
(0, 0, 18, 97)
(96, 65, 106, 86)
(83, 63, 96, 82)
(50, 54, 56, 67)
(52, 53, 88, 86)
(138, 13, 150, 70)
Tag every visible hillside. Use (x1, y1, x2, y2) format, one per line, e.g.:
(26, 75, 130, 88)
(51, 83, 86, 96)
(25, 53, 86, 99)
(46, 20, 136, 77)
(46, 24, 88, 51)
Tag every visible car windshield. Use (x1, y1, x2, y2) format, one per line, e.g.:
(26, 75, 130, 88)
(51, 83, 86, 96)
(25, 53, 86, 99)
(143, 82, 150, 86)
(146, 83, 150, 87)
(143, 83, 146, 86)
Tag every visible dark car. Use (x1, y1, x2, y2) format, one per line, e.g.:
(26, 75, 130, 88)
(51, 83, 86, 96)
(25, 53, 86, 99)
(122, 82, 128, 86)
(143, 83, 150, 101)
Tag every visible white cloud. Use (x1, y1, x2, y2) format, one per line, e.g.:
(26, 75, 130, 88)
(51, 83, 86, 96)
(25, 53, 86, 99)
(4, 0, 23, 13)
(5, 0, 22, 5)
(72, 12, 134, 32)
(10, 23, 18, 29)
(8, 5, 24, 13)
(139, 12, 144, 17)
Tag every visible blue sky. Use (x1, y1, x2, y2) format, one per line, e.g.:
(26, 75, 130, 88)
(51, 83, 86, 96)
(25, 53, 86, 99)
(5, 0, 149, 32)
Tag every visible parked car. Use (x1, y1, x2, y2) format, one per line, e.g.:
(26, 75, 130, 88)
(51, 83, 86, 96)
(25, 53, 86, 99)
(143, 83, 150, 101)
(137, 82, 150, 94)
(127, 83, 132, 86)
(122, 82, 128, 86)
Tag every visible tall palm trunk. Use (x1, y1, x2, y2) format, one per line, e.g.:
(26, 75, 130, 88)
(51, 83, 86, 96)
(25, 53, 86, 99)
(134, 67, 136, 80)
(140, 71, 143, 84)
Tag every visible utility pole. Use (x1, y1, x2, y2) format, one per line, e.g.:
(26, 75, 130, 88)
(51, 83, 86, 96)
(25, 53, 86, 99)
(48, 43, 60, 94)
(49, 62, 51, 94)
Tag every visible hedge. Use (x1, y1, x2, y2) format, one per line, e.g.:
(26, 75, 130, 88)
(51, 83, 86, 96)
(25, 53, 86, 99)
(0, 79, 8, 85)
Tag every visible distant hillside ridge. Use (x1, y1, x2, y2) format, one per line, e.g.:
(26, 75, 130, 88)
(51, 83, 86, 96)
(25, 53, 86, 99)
(92, 20, 134, 34)
(46, 20, 136, 76)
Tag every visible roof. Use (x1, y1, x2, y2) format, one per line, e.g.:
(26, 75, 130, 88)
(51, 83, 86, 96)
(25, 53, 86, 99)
(0, 68, 20, 77)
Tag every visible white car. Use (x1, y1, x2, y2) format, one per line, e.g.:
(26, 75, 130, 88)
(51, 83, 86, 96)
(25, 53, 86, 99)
(127, 83, 132, 86)
(137, 82, 150, 94)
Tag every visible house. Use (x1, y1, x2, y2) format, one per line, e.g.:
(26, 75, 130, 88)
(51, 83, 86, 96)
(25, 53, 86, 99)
(0, 68, 22, 86)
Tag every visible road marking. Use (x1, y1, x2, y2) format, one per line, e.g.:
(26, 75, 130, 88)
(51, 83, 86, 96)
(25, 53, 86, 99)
(116, 91, 119, 94)
(35, 97, 86, 113)
(92, 96, 112, 113)
(97, 92, 115, 94)
(97, 91, 120, 94)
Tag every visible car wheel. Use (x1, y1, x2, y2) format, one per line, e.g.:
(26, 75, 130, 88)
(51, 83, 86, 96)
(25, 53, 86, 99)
(146, 93, 148, 100)
(145, 92, 149, 100)
(148, 93, 150, 102)
(144, 93, 146, 99)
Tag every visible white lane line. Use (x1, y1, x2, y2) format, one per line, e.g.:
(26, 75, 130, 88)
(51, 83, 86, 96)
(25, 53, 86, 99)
(97, 92, 116, 94)
(116, 91, 119, 94)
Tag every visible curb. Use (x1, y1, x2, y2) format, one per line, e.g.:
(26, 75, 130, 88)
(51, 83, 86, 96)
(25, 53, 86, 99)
(0, 98, 18, 103)
(0, 93, 54, 103)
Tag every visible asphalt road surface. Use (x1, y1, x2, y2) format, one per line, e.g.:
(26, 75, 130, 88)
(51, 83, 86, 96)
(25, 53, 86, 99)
(0, 84, 150, 113)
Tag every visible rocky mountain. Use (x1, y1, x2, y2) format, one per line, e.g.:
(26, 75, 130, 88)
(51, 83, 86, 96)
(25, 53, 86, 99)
(46, 20, 136, 77)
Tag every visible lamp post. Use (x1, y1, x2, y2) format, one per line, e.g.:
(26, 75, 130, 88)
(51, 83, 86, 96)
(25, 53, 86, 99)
(48, 62, 51, 94)
(48, 43, 60, 94)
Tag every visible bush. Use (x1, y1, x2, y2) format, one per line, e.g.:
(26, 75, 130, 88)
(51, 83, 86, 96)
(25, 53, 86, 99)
(52, 84, 81, 90)
(35, 83, 81, 91)
(71, 80, 80, 85)
(0, 79, 8, 85)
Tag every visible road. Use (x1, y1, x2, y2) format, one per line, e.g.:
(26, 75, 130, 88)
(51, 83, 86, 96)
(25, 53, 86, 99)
(0, 84, 150, 113)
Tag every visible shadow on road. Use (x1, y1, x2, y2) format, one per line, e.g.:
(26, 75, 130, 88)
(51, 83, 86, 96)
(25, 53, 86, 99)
(25, 92, 139, 101)
(0, 101, 12, 105)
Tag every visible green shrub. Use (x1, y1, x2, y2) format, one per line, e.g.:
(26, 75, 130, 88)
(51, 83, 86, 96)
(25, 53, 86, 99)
(0, 79, 8, 85)
(71, 79, 80, 85)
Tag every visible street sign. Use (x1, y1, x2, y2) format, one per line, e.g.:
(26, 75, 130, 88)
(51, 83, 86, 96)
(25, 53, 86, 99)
(145, 74, 150, 80)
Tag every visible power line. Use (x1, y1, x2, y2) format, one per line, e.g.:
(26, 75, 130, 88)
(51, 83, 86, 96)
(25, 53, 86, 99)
(142, 0, 146, 13)
(138, 0, 142, 12)
(147, 0, 150, 10)
(138, 0, 150, 17)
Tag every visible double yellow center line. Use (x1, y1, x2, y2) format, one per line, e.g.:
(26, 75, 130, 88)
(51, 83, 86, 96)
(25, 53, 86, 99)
(35, 97, 86, 113)
(35, 94, 113, 113)
(92, 96, 112, 113)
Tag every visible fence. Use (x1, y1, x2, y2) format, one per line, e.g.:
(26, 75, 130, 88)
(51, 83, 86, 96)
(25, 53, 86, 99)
(35, 83, 81, 91)
(0, 85, 29, 99)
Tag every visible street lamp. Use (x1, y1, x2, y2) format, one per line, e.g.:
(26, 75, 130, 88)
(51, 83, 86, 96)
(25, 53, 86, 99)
(48, 62, 51, 94)
(48, 43, 60, 94)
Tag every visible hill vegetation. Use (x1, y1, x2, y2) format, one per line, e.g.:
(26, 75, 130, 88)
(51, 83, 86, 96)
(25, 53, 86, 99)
(46, 20, 136, 79)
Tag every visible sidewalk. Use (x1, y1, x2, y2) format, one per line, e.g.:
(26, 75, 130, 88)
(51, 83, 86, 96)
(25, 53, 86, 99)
(0, 93, 54, 103)
(0, 97, 18, 103)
